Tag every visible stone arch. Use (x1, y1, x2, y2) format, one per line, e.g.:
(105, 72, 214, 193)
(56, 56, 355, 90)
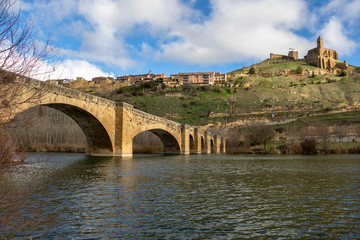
(16, 103, 113, 155)
(189, 134, 195, 153)
(132, 131, 163, 154)
(210, 139, 215, 153)
(201, 136, 206, 153)
(220, 139, 224, 153)
(132, 128, 181, 154)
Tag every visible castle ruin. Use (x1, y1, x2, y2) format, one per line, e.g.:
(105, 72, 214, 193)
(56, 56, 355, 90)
(270, 50, 298, 61)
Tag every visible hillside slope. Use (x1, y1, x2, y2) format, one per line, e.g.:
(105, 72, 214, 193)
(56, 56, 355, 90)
(94, 72, 360, 127)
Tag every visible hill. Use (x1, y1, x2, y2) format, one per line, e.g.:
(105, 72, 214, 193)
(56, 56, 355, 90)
(229, 58, 320, 75)
(93, 67, 360, 127)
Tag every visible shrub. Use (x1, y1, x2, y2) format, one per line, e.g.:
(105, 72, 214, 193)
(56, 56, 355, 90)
(269, 146, 280, 155)
(183, 84, 195, 92)
(213, 87, 225, 93)
(275, 127, 286, 133)
(249, 67, 256, 74)
(200, 85, 212, 92)
(182, 103, 190, 108)
(348, 146, 360, 154)
(340, 70, 348, 77)
(300, 138, 317, 155)
(278, 143, 302, 154)
(296, 66, 303, 74)
(190, 99, 200, 105)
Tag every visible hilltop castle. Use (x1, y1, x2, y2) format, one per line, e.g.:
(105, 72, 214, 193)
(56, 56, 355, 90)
(270, 36, 349, 72)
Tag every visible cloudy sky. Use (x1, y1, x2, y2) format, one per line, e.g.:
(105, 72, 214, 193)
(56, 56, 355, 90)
(18, 0, 360, 79)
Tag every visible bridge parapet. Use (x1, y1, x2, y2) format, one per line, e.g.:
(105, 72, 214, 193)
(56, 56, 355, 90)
(124, 102, 183, 129)
(18, 76, 117, 108)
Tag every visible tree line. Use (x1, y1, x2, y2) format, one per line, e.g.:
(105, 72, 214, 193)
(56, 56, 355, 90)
(226, 122, 360, 154)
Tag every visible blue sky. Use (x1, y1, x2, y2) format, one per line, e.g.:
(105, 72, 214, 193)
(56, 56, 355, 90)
(17, 0, 360, 80)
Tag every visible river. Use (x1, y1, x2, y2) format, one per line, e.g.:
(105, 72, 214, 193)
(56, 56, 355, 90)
(1, 153, 359, 239)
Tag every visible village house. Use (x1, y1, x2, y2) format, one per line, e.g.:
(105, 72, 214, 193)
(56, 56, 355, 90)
(46, 78, 75, 86)
(92, 76, 114, 84)
(115, 73, 168, 83)
(170, 72, 227, 85)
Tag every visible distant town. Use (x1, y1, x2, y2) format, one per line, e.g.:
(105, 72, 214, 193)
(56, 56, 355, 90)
(47, 71, 228, 89)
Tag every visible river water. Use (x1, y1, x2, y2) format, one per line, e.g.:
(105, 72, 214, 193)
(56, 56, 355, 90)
(1, 153, 359, 239)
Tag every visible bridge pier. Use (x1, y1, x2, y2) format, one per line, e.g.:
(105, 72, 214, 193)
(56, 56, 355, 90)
(181, 124, 190, 155)
(204, 132, 212, 154)
(221, 137, 226, 153)
(214, 136, 221, 154)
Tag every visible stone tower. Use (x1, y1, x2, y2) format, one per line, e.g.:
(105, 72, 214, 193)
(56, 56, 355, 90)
(317, 36, 324, 49)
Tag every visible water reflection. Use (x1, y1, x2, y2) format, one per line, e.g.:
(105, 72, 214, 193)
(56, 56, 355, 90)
(0, 154, 359, 239)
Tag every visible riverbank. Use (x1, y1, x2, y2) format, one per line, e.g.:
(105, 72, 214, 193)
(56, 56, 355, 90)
(227, 141, 360, 155)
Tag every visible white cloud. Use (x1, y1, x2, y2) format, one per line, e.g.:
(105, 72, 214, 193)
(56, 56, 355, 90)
(49, 59, 114, 80)
(156, 0, 313, 63)
(320, 0, 360, 24)
(315, 0, 359, 57)
(319, 18, 357, 56)
(20, 0, 360, 70)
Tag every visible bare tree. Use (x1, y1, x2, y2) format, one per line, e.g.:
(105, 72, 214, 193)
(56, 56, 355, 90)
(244, 123, 275, 149)
(355, 125, 360, 142)
(0, 0, 55, 164)
(314, 122, 330, 153)
(290, 124, 315, 141)
(334, 125, 347, 143)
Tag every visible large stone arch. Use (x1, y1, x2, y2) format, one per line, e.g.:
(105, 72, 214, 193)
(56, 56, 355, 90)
(131, 128, 181, 154)
(13, 103, 114, 155)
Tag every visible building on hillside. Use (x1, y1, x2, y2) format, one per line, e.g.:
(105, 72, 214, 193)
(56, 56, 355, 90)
(76, 77, 87, 81)
(161, 77, 176, 85)
(304, 36, 348, 70)
(270, 50, 299, 61)
(170, 72, 227, 85)
(115, 73, 168, 83)
(46, 79, 75, 86)
(92, 77, 114, 84)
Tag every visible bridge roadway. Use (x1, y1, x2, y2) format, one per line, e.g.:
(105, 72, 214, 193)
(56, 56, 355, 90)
(10, 77, 226, 156)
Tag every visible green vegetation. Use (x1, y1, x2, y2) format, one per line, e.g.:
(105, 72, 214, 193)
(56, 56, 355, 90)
(249, 67, 256, 74)
(296, 65, 303, 74)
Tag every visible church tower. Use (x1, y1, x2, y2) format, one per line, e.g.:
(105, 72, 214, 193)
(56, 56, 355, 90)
(317, 36, 324, 49)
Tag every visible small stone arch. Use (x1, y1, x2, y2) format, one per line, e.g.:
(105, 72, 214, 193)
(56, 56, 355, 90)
(201, 136, 206, 153)
(132, 128, 181, 154)
(189, 134, 195, 153)
(15, 103, 113, 155)
(210, 139, 215, 153)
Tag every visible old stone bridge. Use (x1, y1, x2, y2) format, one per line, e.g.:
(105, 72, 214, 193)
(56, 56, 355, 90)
(11, 77, 226, 156)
